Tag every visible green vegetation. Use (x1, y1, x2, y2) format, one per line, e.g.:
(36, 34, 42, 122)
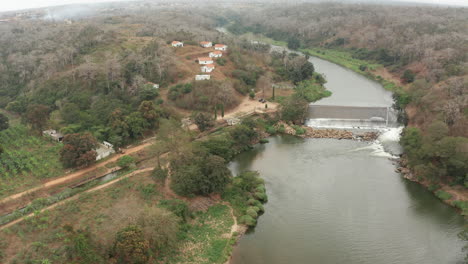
(117, 155, 136, 168)
(0, 125, 63, 198)
(0, 172, 236, 264)
(435, 190, 453, 201)
(60, 132, 98, 168)
(223, 171, 267, 227)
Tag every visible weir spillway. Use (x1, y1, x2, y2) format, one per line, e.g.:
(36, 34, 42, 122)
(307, 105, 397, 129)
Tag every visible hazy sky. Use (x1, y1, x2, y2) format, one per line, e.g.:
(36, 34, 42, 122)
(0, 0, 466, 12)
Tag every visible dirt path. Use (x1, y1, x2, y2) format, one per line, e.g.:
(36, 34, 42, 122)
(0, 142, 152, 205)
(0, 168, 154, 231)
(223, 202, 242, 264)
(220, 94, 278, 121)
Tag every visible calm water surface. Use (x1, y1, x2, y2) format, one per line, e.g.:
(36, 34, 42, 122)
(229, 136, 465, 264)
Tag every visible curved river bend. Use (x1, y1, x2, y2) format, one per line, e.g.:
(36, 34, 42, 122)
(228, 43, 465, 264)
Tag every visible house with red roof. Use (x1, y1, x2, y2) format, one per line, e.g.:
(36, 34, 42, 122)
(201, 64, 215, 73)
(171, 41, 183, 47)
(214, 44, 228, 51)
(209, 51, 223, 58)
(198, 57, 214, 65)
(200, 41, 212, 48)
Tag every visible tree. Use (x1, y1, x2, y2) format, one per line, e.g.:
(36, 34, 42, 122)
(136, 206, 180, 253)
(170, 152, 232, 196)
(25, 104, 50, 133)
(402, 69, 415, 83)
(60, 133, 98, 168)
(199, 155, 232, 194)
(0, 113, 9, 131)
(280, 94, 309, 124)
(117, 155, 135, 168)
(229, 124, 258, 148)
(61, 102, 81, 124)
(193, 112, 214, 132)
(138, 101, 159, 128)
(113, 225, 150, 264)
(125, 112, 149, 138)
(287, 37, 300, 50)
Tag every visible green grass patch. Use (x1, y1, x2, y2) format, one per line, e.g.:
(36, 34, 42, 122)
(452, 200, 468, 216)
(0, 125, 64, 198)
(239, 32, 288, 47)
(435, 190, 453, 200)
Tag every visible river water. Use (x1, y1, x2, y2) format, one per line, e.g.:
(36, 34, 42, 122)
(226, 34, 466, 264)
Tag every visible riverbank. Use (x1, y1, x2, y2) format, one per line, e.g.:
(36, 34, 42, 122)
(396, 158, 468, 216)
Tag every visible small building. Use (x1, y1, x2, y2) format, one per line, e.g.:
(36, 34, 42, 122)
(95, 142, 115, 161)
(195, 75, 211, 81)
(201, 64, 215, 73)
(209, 51, 223, 58)
(198, 57, 214, 65)
(214, 44, 228, 51)
(147, 82, 159, 89)
(200, 41, 212, 48)
(227, 118, 241, 126)
(171, 41, 184, 47)
(43, 129, 64, 142)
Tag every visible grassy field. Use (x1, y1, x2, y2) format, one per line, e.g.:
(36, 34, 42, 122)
(300, 47, 404, 93)
(0, 125, 64, 199)
(238, 32, 288, 47)
(0, 171, 235, 264)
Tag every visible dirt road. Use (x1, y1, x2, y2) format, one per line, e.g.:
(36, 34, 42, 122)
(0, 142, 152, 206)
(0, 168, 154, 231)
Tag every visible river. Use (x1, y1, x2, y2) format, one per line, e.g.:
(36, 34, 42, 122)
(224, 30, 466, 264)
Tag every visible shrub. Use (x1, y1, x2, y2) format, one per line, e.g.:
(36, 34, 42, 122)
(246, 208, 258, 218)
(152, 168, 168, 182)
(427, 184, 440, 192)
(359, 64, 367, 71)
(254, 191, 268, 202)
(239, 215, 256, 227)
(293, 125, 306, 135)
(249, 90, 255, 99)
(159, 199, 191, 222)
(117, 155, 135, 168)
(435, 190, 452, 200)
(452, 201, 468, 215)
(216, 58, 227, 66)
(266, 126, 276, 134)
(113, 225, 150, 264)
(259, 138, 269, 144)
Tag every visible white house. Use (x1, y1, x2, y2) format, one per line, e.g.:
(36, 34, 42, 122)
(195, 75, 211, 81)
(171, 41, 183, 47)
(209, 51, 223, 58)
(43, 129, 64, 142)
(95, 142, 115, 161)
(214, 44, 228, 51)
(201, 64, 215, 73)
(198, 57, 214, 65)
(200, 41, 212, 48)
(147, 82, 159, 89)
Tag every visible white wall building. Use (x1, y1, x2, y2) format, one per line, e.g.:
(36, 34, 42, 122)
(214, 44, 228, 51)
(201, 64, 215, 73)
(171, 41, 184, 47)
(200, 41, 212, 48)
(198, 57, 214, 65)
(195, 75, 211, 81)
(209, 51, 223, 58)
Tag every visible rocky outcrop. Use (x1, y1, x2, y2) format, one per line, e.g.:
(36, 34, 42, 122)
(274, 121, 379, 141)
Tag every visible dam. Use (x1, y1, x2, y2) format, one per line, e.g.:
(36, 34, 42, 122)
(306, 105, 398, 129)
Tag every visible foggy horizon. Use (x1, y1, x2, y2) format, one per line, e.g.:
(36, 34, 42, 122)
(1, 0, 467, 13)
